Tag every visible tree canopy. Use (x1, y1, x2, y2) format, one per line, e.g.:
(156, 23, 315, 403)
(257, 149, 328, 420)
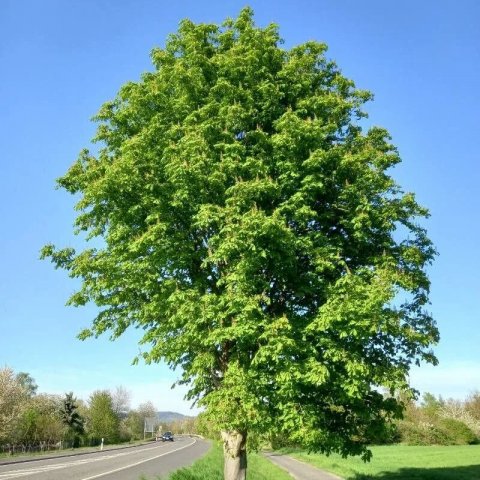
(87, 390, 119, 443)
(42, 7, 438, 475)
(16, 372, 38, 398)
(0, 367, 28, 443)
(60, 392, 84, 435)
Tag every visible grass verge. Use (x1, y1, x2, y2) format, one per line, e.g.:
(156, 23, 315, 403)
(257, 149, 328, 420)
(282, 444, 480, 480)
(0, 440, 150, 462)
(156, 442, 292, 480)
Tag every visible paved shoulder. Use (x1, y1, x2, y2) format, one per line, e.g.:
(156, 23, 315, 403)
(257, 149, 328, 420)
(264, 452, 342, 480)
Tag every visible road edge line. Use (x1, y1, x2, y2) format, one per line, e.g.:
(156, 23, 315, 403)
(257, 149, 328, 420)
(79, 438, 197, 480)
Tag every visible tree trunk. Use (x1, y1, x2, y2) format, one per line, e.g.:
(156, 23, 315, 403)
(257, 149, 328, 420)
(221, 430, 247, 480)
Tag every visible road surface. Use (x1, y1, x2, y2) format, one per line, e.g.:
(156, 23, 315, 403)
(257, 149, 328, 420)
(0, 437, 210, 480)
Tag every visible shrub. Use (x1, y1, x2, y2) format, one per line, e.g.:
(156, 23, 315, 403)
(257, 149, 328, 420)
(367, 421, 401, 445)
(397, 420, 451, 445)
(440, 399, 480, 437)
(438, 418, 478, 445)
(397, 418, 478, 446)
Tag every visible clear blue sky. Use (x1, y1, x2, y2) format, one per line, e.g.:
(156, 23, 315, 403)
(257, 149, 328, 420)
(1, 0, 479, 413)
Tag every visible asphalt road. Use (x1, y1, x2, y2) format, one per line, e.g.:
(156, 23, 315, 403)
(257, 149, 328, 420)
(0, 437, 210, 480)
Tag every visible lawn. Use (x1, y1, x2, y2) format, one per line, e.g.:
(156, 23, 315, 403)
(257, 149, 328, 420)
(154, 442, 292, 480)
(284, 444, 480, 480)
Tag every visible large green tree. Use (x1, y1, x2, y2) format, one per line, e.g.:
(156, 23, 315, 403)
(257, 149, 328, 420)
(42, 8, 438, 479)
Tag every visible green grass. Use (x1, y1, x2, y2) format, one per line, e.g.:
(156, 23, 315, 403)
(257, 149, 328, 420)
(283, 444, 480, 480)
(152, 443, 292, 480)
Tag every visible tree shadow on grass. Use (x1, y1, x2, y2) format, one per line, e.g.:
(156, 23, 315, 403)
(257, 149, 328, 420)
(352, 464, 480, 480)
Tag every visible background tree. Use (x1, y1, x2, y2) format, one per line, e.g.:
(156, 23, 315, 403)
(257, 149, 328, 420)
(421, 392, 444, 419)
(60, 392, 84, 447)
(15, 394, 64, 447)
(138, 401, 158, 438)
(42, 8, 439, 479)
(397, 392, 478, 445)
(111, 386, 132, 441)
(137, 401, 157, 421)
(123, 409, 144, 440)
(15, 372, 38, 398)
(0, 367, 28, 443)
(33, 395, 64, 446)
(87, 390, 119, 444)
(168, 416, 198, 435)
(111, 385, 132, 418)
(465, 391, 480, 421)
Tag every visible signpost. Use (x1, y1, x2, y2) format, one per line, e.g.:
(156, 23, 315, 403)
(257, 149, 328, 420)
(143, 417, 159, 440)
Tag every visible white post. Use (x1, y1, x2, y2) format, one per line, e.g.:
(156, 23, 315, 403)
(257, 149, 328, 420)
(100, 438, 104, 451)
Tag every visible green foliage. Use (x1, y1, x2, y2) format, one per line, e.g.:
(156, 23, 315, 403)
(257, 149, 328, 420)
(15, 394, 64, 445)
(0, 367, 28, 443)
(397, 392, 479, 446)
(16, 372, 38, 398)
(420, 392, 444, 419)
(120, 401, 156, 441)
(0, 368, 167, 451)
(465, 392, 480, 419)
(60, 392, 85, 448)
(42, 8, 438, 460)
(396, 420, 452, 446)
(438, 418, 477, 445)
(87, 390, 120, 444)
(269, 432, 299, 450)
(164, 442, 291, 480)
(60, 392, 84, 434)
(282, 445, 480, 480)
(368, 420, 401, 445)
(122, 410, 144, 440)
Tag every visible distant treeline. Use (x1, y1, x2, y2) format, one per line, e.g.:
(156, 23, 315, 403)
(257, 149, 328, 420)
(271, 390, 480, 449)
(394, 391, 480, 445)
(0, 367, 200, 455)
(3, 365, 479, 454)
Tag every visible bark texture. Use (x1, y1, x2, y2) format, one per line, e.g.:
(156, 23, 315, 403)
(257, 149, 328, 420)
(221, 430, 247, 480)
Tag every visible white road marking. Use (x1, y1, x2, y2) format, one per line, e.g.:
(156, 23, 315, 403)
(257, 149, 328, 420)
(0, 439, 196, 480)
(80, 438, 196, 480)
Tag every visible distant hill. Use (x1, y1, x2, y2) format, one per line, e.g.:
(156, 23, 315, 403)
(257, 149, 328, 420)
(156, 411, 193, 422)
